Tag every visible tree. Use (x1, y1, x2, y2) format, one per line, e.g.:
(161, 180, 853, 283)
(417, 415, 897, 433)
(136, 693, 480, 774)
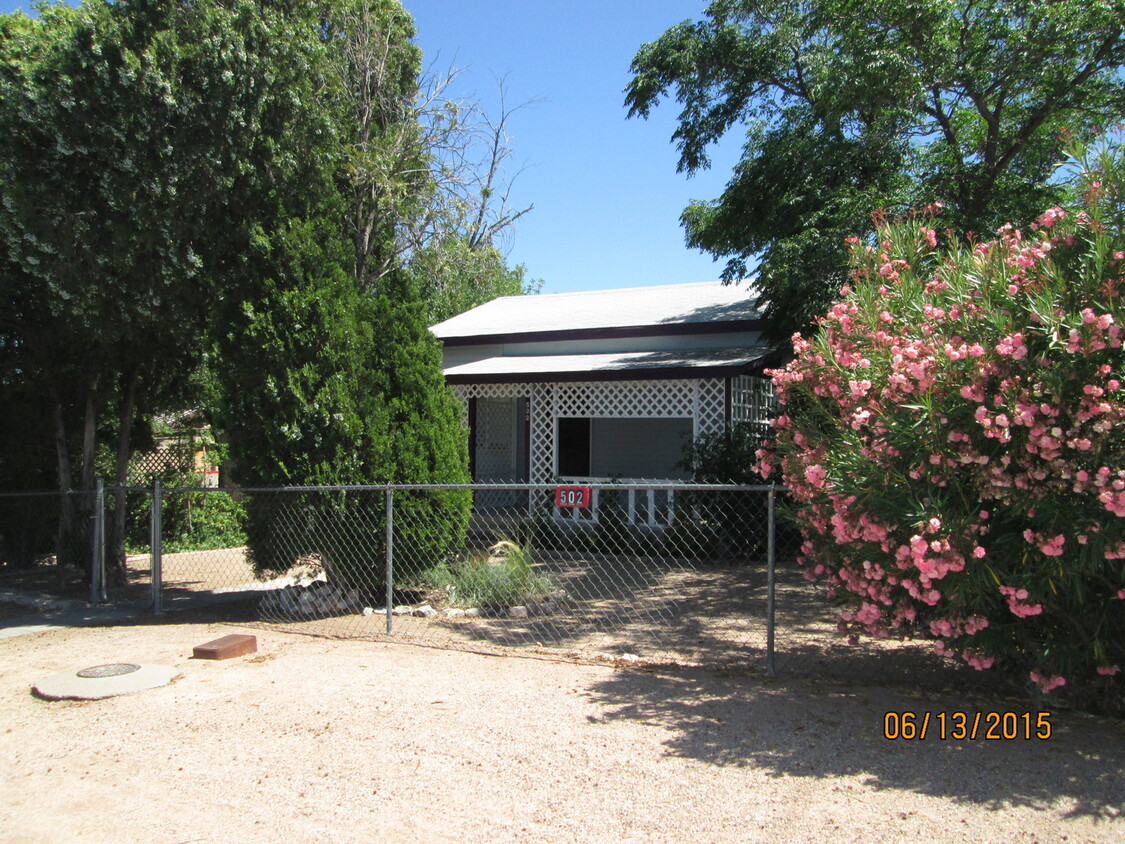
(0, 0, 259, 578)
(326, 1, 538, 316)
(755, 135, 1125, 713)
(210, 0, 471, 590)
(410, 238, 541, 324)
(626, 0, 1125, 340)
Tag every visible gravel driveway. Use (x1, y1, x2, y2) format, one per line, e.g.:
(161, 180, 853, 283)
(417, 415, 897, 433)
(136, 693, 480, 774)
(0, 606, 1122, 843)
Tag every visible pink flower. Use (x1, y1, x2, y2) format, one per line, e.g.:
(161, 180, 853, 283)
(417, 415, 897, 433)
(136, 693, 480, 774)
(1096, 665, 1121, 676)
(964, 616, 989, 635)
(1035, 207, 1066, 229)
(804, 464, 828, 488)
(1030, 671, 1066, 693)
(1000, 585, 1043, 618)
(1038, 534, 1065, 557)
(964, 653, 994, 671)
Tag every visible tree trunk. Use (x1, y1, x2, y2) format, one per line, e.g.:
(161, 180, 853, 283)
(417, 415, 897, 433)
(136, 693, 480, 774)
(74, 382, 99, 583)
(107, 371, 138, 587)
(49, 385, 77, 584)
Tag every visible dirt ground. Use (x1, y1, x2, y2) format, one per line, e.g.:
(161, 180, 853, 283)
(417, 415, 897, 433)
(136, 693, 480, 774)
(0, 605, 1122, 843)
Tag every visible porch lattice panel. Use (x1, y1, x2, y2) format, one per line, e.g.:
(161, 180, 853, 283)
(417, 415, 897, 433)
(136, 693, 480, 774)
(454, 379, 727, 485)
(452, 383, 527, 426)
(732, 375, 777, 430)
(541, 379, 724, 484)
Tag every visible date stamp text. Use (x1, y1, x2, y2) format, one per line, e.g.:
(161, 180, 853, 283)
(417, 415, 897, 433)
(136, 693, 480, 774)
(882, 711, 1052, 740)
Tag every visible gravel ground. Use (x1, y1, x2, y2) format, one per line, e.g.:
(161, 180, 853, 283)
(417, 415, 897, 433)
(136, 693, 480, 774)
(0, 610, 1122, 843)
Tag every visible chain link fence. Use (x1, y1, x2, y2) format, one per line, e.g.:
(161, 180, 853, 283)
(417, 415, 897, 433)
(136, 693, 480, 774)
(141, 482, 791, 668)
(0, 483, 157, 610)
(1, 480, 993, 690)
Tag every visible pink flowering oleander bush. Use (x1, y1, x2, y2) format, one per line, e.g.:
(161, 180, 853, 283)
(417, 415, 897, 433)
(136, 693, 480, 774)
(756, 139, 1125, 714)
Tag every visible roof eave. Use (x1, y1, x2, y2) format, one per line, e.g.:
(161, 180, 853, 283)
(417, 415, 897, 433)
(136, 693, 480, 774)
(435, 318, 768, 347)
(445, 359, 777, 386)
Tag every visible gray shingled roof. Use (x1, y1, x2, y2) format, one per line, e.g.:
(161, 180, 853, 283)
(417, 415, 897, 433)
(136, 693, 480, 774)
(430, 280, 761, 340)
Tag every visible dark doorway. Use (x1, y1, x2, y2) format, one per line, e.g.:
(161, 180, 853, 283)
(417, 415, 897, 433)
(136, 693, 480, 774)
(557, 417, 591, 476)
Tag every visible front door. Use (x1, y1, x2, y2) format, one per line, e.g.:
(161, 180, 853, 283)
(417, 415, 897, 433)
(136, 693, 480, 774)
(474, 397, 529, 506)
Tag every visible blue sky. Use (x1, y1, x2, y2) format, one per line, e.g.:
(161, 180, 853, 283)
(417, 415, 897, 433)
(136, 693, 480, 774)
(1, 0, 749, 294)
(403, 0, 746, 293)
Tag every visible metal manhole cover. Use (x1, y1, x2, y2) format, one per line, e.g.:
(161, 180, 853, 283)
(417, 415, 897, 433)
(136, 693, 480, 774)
(76, 663, 141, 679)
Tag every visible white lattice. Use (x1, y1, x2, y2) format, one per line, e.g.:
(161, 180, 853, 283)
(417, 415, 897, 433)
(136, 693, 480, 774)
(537, 379, 726, 483)
(452, 383, 528, 426)
(696, 379, 726, 437)
(732, 375, 777, 429)
(453, 378, 730, 486)
(550, 380, 699, 419)
(530, 383, 553, 487)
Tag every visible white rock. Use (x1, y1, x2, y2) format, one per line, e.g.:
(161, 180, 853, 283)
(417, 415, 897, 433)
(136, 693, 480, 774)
(463, 608, 483, 617)
(392, 606, 413, 616)
(509, 605, 528, 619)
(412, 604, 438, 618)
(444, 608, 465, 618)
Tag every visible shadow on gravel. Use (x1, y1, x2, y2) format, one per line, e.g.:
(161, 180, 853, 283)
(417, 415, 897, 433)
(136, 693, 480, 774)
(584, 663, 1125, 820)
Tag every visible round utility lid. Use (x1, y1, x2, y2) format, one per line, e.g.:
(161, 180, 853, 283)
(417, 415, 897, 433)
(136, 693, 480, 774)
(33, 663, 180, 700)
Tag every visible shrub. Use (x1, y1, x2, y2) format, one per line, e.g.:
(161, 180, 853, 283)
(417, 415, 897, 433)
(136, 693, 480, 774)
(756, 136, 1125, 713)
(676, 423, 801, 561)
(418, 539, 557, 609)
(127, 470, 246, 554)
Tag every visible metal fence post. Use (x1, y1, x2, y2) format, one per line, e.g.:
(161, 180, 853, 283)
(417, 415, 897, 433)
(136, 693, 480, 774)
(766, 485, 777, 675)
(385, 486, 394, 635)
(151, 478, 163, 615)
(91, 479, 106, 605)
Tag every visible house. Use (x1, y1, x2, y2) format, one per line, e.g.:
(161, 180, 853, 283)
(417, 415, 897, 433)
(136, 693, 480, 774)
(429, 281, 781, 522)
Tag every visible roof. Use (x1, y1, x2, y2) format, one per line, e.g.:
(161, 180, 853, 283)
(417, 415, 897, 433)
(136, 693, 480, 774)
(443, 346, 777, 384)
(430, 281, 762, 344)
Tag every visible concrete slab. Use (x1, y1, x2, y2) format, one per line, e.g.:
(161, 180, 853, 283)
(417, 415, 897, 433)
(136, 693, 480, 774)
(33, 663, 180, 701)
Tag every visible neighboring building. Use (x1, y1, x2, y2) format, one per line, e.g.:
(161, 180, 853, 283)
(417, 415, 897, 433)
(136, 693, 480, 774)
(128, 411, 220, 487)
(430, 281, 781, 522)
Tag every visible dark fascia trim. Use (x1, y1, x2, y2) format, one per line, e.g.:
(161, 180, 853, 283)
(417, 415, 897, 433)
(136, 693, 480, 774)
(446, 358, 779, 386)
(437, 318, 769, 348)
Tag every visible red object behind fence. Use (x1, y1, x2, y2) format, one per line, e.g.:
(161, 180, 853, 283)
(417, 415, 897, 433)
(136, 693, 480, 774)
(554, 485, 591, 508)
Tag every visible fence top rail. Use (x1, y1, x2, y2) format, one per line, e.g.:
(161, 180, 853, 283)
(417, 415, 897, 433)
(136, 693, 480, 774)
(0, 489, 78, 498)
(163, 482, 787, 493)
(0, 482, 790, 495)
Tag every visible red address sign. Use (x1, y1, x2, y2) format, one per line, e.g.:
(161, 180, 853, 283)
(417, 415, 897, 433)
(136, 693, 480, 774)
(554, 485, 591, 508)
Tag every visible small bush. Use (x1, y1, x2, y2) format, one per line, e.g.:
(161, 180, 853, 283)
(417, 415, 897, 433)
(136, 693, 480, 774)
(127, 471, 246, 553)
(419, 539, 556, 609)
(677, 423, 800, 561)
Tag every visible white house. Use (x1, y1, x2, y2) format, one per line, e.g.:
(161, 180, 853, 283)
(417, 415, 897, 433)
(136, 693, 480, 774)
(430, 281, 780, 521)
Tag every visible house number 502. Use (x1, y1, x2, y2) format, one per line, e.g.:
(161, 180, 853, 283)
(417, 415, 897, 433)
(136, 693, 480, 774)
(555, 486, 591, 508)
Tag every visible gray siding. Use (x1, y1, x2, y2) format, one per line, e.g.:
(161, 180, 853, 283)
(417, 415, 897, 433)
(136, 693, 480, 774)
(589, 417, 693, 480)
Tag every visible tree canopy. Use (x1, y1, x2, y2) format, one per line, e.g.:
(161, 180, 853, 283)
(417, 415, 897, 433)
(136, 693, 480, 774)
(0, 0, 523, 580)
(626, 0, 1125, 339)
